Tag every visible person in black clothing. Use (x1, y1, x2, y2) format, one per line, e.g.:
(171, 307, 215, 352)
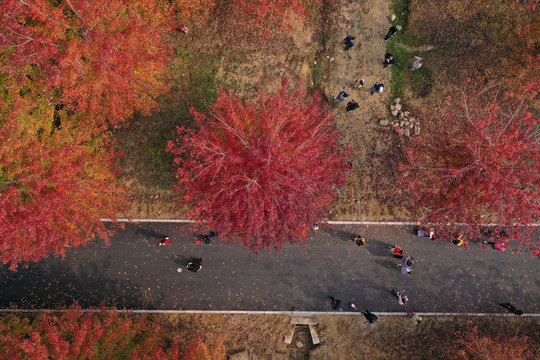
(329, 296, 342, 310)
(499, 303, 523, 316)
(186, 258, 202, 273)
(362, 310, 378, 324)
(383, 53, 396, 68)
(343, 35, 356, 50)
(346, 100, 360, 112)
(384, 25, 401, 41)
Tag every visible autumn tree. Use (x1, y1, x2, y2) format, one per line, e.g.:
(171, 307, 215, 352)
(0, 0, 172, 129)
(0, 306, 226, 359)
(450, 321, 538, 360)
(401, 82, 540, 255)
(0, 85, 128, 270)
(168, 79, 348, 252)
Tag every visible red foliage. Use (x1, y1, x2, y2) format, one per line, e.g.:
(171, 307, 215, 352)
(168, 78, 348, 252)
(0, 92, 128, 270)
(450, 320, 538, 360)
(0, 0, 172, 128)
(401, 83, 540, 255)
(0, 306, 181, 359)
(182, 336, 226, 360)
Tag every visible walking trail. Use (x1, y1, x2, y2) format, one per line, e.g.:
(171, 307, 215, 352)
(327, 0, 409, 221)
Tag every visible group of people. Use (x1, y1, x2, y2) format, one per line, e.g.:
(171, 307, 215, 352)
(335, 24, 424, 109)
(328, 234, 422, 324)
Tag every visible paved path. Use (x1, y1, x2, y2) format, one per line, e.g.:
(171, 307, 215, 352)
(1, 222, 538, 313)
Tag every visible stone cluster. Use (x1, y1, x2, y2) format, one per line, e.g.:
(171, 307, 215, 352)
(383, 98, 421, 137)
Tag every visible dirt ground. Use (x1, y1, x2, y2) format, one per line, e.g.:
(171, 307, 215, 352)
(116, 0, 410, 221)
(169, 313, 539, 359)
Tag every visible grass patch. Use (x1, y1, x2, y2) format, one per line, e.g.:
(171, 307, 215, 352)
(388, 0, 435, 99)
(115, 42, 220, 189)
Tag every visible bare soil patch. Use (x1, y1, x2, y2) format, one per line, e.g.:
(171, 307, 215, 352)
(168, 314, 539, 359)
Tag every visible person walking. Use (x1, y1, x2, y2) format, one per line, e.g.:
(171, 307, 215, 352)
(453, 234, 465, 246)
(329, 296, 342, 310)
(157, 236, 171, 247)
(353, 236, 366, 247)
(186, 258, 202, 272)
(407, 311, 422, 325)
(398, 255, 414, 276)
(384, 25, 402, 41)
(343, 35, 356, 50)
(334, 87, 349, 103)
(483, 240, 509, 251)
(370, 83, 384, 95)
(410, 56, 423, 71)
(383, 53, 396, 68)
(362, 310, 378, 324)
(389, 244, 404, 258)
(392, 290, 409, 305)
(346, 100, 360, 112)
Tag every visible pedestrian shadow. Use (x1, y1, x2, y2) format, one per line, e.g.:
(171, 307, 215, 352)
(375, 258, 399, 269)
(173, 255, 190, 266)
(364, 238, 393, 257)
(320, 227, 356, 242)
(135, 228, 167, 241)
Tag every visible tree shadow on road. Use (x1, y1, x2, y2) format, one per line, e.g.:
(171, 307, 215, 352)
(0, 261, 147, 309)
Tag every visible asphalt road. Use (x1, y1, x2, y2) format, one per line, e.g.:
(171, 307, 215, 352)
(1, 222, 538, 313)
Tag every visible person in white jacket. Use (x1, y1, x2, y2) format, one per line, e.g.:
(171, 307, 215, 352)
(410, 56, 423, 71)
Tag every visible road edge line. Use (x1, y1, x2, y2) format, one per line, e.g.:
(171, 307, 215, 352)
(1, 309, 539, 316)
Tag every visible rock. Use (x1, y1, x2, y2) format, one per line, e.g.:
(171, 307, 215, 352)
(296, 341, 303, 348)
(408, 122, 415, 129)
(395, 103, 402, 111)
(391, 109, 398, 116)
(392, 122, 399, 127)
(409, 117, 416, 123)
(394, 97, 401, 104)
(390, 105, 395, 110)
(390, 14, 396, 22)
(404, 121, 410, 127)
(414, 124, 421, 135)
(399, 121, 404, 127)
(404, 111, 410, 117)
(379, 119, 389, 126)
(309, 325, 321, 344)
(404, 127, 410, 137)
(398, 111, 404, 120)
(284, 328, 295, 344)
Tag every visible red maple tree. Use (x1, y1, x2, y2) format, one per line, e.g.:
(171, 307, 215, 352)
(168, 79, 348, 251)
(401, 82, 540, 255)
(0, 90, 128, 270)
(0, 0, 172, 129)
(0, 306, 226, 359)
(450, 321, 538, 360)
